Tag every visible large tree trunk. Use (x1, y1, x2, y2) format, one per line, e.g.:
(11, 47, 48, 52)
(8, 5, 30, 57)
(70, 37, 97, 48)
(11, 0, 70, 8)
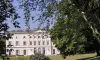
(96, 49, 100, 56)
(94, 40, 100, 56)
(95, 45, 100, 56)
(95, 44, 100, 56)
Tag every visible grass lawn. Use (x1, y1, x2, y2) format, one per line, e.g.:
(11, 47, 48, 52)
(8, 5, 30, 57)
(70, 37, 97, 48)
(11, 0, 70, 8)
(0, 53, 100, 60)
(49, 53, 96, 60)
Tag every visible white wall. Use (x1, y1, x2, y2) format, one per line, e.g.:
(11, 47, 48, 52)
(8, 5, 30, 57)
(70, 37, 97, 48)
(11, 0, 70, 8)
(6, 30, 60, 56)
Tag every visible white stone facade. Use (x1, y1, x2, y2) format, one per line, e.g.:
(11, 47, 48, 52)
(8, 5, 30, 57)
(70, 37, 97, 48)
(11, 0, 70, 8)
(6, 30, 60, 56)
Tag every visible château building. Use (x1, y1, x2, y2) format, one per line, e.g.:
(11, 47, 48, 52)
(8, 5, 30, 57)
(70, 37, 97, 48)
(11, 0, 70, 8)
(6, 29, 60, 56)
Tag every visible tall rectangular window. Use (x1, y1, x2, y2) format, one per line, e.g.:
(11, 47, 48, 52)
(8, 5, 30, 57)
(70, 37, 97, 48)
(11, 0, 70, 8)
(43, 41, 45, 45)
(38, 48, 41, 53)
(42, 36, 44, 39)
(38, 36, 40, 38)
(47, 41, 49, 45)
(47, 35, 48, 38)
(30, 41, 32, 45)
(34, 41, 36, 45)
(38, 41, 40, 45)
(34, 47, 36, 54)
(34, 36, 36, 38)
(23, 50, 26, 55)
(9, 41, 12, 45)
(23, 36, 26, 39)
(43, 47, 45, 54)
(16, 36, 17, 39)
(16, 50, 19, 55)
(23, 41, 26, 45)
(53, 49, 55, 54)
(16, 41, 19, 46)
(30, 36, 32, 38)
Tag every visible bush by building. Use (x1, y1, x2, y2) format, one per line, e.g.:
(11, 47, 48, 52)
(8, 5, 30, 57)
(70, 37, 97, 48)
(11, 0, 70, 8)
(30, 53, 50, 60)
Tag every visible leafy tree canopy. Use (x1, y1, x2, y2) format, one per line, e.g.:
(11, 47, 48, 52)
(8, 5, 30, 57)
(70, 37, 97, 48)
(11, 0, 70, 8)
(0, 0, 20, 55)
(17, 0, 100, 58)
(50, 0, 100, 58)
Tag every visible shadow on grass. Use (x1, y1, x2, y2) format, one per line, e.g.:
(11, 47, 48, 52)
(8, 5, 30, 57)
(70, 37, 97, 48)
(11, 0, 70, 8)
(78, 56, 100, 60)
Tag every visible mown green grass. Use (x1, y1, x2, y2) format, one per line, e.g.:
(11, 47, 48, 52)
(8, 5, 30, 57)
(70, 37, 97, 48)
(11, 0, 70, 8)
(0, 53, 99, 60)
(10, 56, 29, 60)
(49, 53, 96, 60)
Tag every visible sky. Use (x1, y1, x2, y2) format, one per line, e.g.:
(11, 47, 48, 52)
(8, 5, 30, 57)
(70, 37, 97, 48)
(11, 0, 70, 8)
(8, 0, 46, 31)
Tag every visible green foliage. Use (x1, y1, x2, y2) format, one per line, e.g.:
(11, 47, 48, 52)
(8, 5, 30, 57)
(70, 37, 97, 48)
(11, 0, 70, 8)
(70, 0, 100, 43)
(50, 0, 100, 57)
(30, 53, 50, 60)
(0, 40, 5, 55)
(0, 0, 19, 55)
(18, 0, 100, 58)
(50, 17, 87, 58)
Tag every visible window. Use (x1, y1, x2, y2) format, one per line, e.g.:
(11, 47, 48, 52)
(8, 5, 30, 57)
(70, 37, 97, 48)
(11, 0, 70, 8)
(43, 41, 45, 45)
(38, 36, 40, 38)
(34, 47, 36, 54)
(46, 36, 48, 38)
(38, 48, 41, 53)
(42, 36, 44, 39)
(6, 49, 9, 52)
(38, 41, 40, 45)
(53, 49, 55, 54)
(9, 49, 12, 55)
(30, 36, 32, 38)
(34, 41, 36, 45)
(23, 36, 26, 39)
(16, 41, 19, 46)
(23, 41, 26, 45)
(45, 35, 48, 38)
(30, 49, 32, 51)
(30, 41, 32, 45)
(34, 36, 36, 38)
(9, 41, 12, 45)
(23, 50, 26, 55)
(16, 36, 17, 39)
(11, 37, 13, 39)
(47, 35, 49, 38)
(39, 32, 41, 34)
(16, 50, 19, 55)
(47, 41, 49, 45)
(42, 47, 45, 54)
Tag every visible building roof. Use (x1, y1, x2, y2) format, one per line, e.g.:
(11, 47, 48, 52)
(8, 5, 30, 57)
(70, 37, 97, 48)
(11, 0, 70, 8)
(9, 29, 49, 34)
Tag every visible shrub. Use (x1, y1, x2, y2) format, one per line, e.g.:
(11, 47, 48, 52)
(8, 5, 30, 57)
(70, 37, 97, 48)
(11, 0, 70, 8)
(30, 53, 50, 60)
